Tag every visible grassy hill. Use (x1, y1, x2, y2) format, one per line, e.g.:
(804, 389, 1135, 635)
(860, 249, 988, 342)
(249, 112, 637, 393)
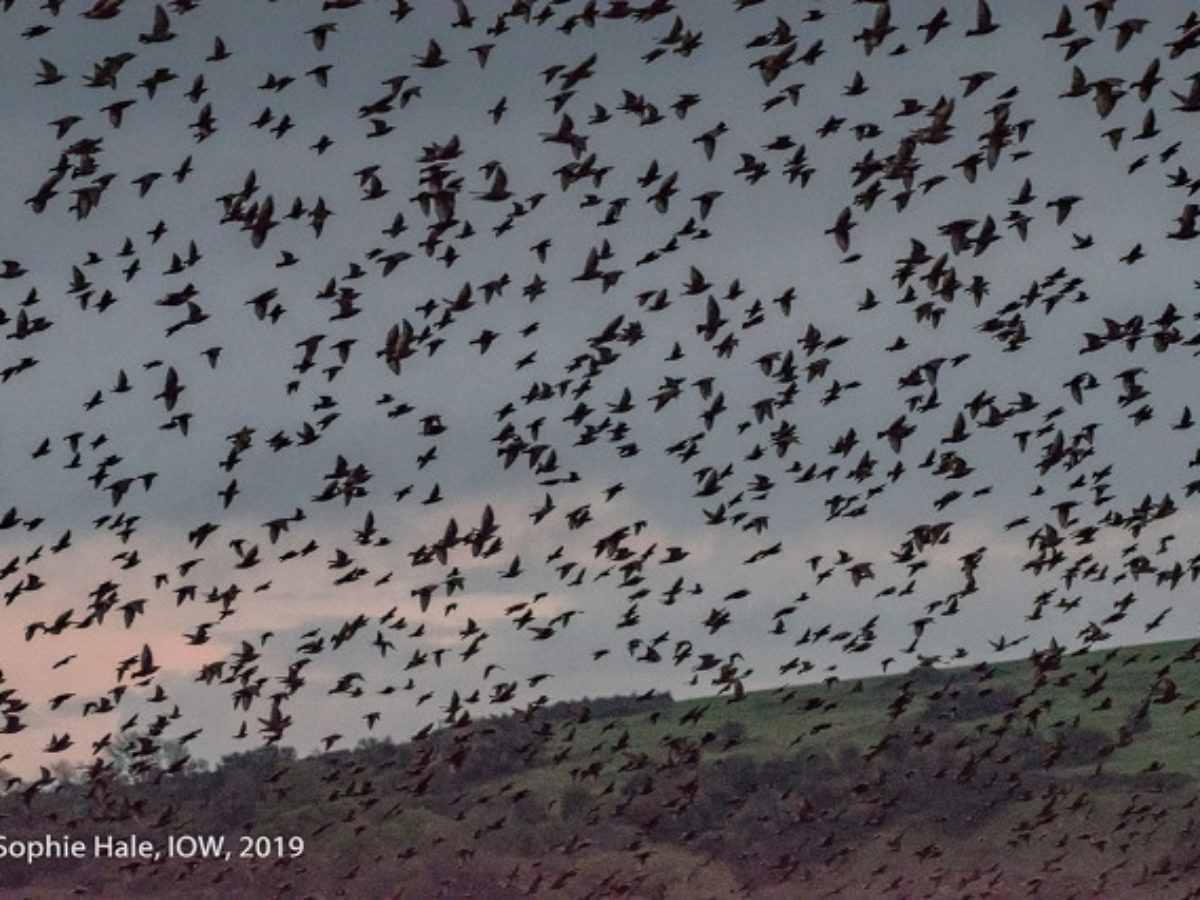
(5, 636, 1200, 897)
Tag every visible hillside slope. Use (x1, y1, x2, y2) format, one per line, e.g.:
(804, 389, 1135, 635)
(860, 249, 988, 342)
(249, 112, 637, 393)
(4, 636, 1200, 897)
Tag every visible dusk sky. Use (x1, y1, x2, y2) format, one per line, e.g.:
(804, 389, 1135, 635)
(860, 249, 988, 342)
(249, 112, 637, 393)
(1, 0, 1198, 779)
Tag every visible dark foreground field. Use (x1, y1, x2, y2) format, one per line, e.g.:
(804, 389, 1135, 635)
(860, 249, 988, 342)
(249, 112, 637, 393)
(5, 636, 1200, 898)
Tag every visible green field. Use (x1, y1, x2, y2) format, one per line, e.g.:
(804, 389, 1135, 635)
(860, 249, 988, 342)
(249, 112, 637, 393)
(5, 636, 1200, 897)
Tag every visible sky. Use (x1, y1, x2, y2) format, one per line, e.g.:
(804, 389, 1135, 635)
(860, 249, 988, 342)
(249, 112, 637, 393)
(0, 0, 1198, 778)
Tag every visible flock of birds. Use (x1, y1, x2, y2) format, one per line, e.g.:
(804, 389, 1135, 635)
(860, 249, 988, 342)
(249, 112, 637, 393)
(1, 0, 1199, 892)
